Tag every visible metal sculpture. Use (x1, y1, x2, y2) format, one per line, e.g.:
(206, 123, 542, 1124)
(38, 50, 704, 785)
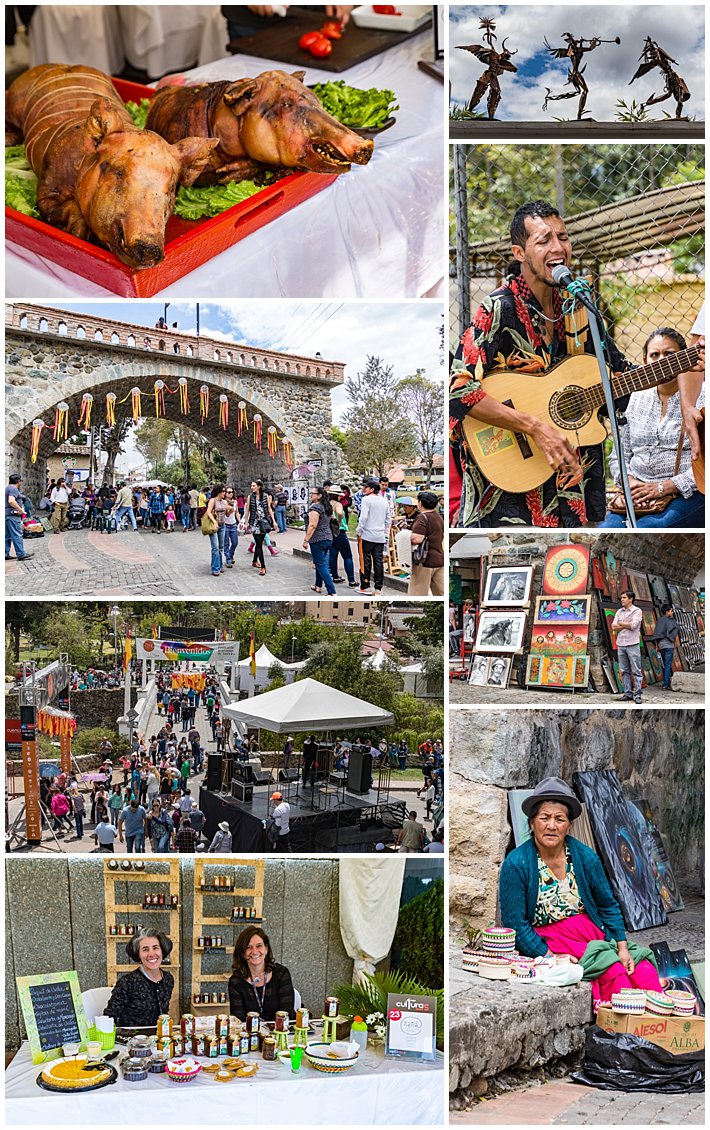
(629, 37, 691, 119)
(456, 18, 518, 120)
(542, 33, 621, 119)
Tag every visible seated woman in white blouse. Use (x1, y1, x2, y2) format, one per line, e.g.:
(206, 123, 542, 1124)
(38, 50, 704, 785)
(600, 328, 704, 528)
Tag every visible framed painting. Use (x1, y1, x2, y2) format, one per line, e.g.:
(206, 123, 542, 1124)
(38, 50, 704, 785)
(604, 551, 621, 601)
(678, 586, 695, 613)
(486, 655, 512, 688)
(572, 770, 667, 932)
(627, 798, 684, 913)
(526, 654, 589, 688)
(648, 574, 670, 610)
(530, 623, 588, 657)
(668, 583, 682, 609)
(475, 610, 527, 654)
(468, 653, 489, 685)
(592, 556, 609, 595)
(600, 606, 620, 652)
(525, 654, 543, 684)
(541, 544, 590, 596)
(534, 595, 591, 625)
(647, 646, 663, 682)
(641, 608, 657, 637)
(624, 569, 653, 604)
(482, 565, 534, 608)
(651, 944, 705, 1016)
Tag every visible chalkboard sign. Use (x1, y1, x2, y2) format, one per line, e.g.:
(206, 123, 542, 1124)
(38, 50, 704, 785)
(17, 971, 89, 1063)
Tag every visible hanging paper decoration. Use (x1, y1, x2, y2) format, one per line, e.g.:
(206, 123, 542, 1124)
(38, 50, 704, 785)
(219, 394, 229, 430)
(78, 392, 93, 429)
(154, 379, 166, 418)
(200, 384, 210, 423)
(30, 419, 45, 463)
(37, 706, 77, 738)
(178, 376, 190, 414)
(52, 401, 69, 442)
(267, 425, 277, 458)
(282, 438, 294, 469)
(105, 391, 117, 427)
(131, 386, 142, 422)
(237, 400, 248, 436)
(253, 413, 262, 449)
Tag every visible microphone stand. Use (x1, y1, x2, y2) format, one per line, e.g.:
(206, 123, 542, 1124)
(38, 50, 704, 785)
(553, 269, 637, 528)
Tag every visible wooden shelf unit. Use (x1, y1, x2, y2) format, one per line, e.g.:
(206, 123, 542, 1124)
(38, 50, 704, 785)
(103, 859, 181, 1022)
(191, 858, 264, 1014)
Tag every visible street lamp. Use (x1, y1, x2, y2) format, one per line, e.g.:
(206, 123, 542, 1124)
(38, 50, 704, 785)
(163, 302, 170, 325)
(291, 635, 297, 663)
(109, 605, 120, 670)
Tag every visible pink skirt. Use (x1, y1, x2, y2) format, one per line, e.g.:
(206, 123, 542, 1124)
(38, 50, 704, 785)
(534, 912, 662, 1005)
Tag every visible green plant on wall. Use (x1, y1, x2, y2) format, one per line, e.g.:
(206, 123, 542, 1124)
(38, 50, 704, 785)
(391, 878, 444, 987)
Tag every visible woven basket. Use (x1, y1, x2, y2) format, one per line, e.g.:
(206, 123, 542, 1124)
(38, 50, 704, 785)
(305, 1043, 358, 1074)
(87, 1024, 116, 1051)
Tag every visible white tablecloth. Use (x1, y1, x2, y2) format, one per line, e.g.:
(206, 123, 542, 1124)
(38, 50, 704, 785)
(117, 5, 229, 77)
(28, 5, 124, 74)
(7, 33, 445, 300)
(5, 1042, 444, 1125)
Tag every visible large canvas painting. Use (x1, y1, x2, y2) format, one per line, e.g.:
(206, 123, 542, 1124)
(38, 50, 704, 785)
(651, 943, 705, 1016)
(648, 574, 670, 610)
(475, 611, 527, 654)
(622, 568, 653, 604)
(534, 596, 591, 625)
(592, 556, 609, 596)
(530, 624, 588, 657)
(482, 565, 534, 608)
(526, 654, 589, 688)
(604, 551, 621, 601)
(627, 798, 684, 913)
(541, 544, 590, 596)
(507, 789, 596, 850)
(572, 770, 667, 932)
(600, 604, 620, 652)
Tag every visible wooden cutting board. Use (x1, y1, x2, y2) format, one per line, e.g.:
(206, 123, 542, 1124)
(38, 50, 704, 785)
(229, 6, 432, 73)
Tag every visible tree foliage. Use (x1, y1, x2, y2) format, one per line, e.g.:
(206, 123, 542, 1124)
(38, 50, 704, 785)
(397, 371, 444, 486)
(341, 356, 417, 476)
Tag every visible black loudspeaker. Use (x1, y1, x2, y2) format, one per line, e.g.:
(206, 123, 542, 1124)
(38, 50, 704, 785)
(279, 768, 299, 782)
(347, 747, 372, 795)
(231, 780, 253, 804)
(206, 754, 222, 791)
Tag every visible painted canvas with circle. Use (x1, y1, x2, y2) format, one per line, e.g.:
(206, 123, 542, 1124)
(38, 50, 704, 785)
(475, 611, 527, 654)
(482, 565, 533, 607)
(627, 798, 684, 914)
(651, 943, 705, 1016)
(541, 544, 590, 596)
(572, 769, 667, 932)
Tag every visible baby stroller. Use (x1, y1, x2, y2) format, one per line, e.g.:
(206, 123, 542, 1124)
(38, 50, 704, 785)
(66, 497, 89, 530)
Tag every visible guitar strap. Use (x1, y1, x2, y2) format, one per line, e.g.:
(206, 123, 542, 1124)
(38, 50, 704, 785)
(563, 274, 592, 354)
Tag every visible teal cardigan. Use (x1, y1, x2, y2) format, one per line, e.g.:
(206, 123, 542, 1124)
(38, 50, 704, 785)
(499, 836, 627, 958)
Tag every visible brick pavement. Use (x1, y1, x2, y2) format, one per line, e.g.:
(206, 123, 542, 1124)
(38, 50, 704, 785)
(450, 1079, 705, 1124)
(7, 524, 405, 598)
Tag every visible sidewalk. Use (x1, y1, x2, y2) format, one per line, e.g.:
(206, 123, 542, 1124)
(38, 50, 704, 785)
(450, 1080, 704, 1124)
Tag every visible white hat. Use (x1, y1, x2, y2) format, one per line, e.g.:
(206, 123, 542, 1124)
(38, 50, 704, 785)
(218, 821, 230, 833)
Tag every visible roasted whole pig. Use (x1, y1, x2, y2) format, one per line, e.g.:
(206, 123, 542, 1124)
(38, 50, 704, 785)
(145, 69, 374, 184)
(6, 64, 219, 268)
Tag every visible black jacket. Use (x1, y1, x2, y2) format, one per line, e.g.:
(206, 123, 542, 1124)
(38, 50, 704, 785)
(228, 962, 295, 1021)
(104, 967, 174, 1027)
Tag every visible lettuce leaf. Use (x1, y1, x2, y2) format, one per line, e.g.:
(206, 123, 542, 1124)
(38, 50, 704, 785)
(124, 99, 151, 129)
(5, 145, 39, 217)
(174, 179, 271, 220)
(311, 80, 398, 129)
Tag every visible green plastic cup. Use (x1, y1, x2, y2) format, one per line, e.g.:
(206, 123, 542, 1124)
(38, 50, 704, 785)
(290, 1045, 304, 1073)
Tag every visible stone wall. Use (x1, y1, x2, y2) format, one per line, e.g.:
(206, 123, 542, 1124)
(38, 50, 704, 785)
(5, 318, 346, 495)
(483, 532, 704, 692)
(449, 708, 704, 931)
(5, 688, 136, 731)
(4, 857, 355, 1049)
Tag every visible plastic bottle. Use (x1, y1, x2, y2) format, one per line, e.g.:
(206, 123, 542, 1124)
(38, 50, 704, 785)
(349, 1015, 368, 1054)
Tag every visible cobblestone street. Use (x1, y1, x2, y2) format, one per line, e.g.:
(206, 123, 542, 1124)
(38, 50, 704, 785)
(450, 1079, 704, 1124)
(6, 524, 405, 598)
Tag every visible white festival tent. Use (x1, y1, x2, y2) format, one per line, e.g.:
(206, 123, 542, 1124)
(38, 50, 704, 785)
(221, 677, 394, 734)
(235, 643, 306, 692)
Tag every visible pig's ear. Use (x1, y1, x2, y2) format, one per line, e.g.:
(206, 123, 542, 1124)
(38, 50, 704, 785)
(173, 136, 220, 187)
(290, 70, 307, 84)
(83, 97, 126, 151)
(223, 78, 259, 115)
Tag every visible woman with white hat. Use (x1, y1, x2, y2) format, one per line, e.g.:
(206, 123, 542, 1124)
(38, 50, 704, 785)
(208, 821, 233, 853)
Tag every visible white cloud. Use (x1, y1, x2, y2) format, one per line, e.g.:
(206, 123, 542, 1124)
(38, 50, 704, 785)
(449, 5, 705, 121)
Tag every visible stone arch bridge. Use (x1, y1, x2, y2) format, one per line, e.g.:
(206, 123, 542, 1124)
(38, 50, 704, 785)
(5, 304, 346, 497)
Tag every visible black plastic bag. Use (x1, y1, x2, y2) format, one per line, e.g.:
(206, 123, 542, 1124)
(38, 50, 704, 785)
(571, 1026, 705, 1093)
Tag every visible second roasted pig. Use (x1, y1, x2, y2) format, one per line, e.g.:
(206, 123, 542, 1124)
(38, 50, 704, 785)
(145, 69, 374, 184)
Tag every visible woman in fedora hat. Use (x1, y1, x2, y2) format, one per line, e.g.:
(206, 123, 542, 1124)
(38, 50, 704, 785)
(208, 820, 233, 853)
(499, 777, 664, 1006)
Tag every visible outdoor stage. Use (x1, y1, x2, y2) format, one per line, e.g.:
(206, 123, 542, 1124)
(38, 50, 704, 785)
(200, 781, 407, 852)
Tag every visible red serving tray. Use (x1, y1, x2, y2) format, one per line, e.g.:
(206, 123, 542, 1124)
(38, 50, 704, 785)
(5, 78, 338, 297)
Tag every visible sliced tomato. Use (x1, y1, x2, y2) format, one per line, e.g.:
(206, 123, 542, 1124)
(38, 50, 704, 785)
(299, 31, 324, 50)
(309, 38, 333, 57)
(320, 20, 343, 38)
(373, 5, 397, 13)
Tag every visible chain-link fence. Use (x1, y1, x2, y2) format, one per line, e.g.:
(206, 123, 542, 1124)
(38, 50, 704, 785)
(449, 143, 705, 364)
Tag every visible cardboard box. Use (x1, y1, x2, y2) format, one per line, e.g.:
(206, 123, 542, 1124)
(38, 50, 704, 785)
(596, 1007, 705, 1055)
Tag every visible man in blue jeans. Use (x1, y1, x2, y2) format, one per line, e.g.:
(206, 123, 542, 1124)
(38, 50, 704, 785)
(5, 473, 34, 561)
(651, 604, 680, 689)
(274, 484, 288, 533)
(118, 797, 147, 852)
(612, 590, 644, 703)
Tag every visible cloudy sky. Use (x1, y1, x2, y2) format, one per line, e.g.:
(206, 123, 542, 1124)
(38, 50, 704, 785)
(44, 301, 444, 471)
(449, 5, 705, 121)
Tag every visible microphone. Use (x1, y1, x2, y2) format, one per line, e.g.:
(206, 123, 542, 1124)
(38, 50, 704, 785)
(551, 264, 597, 314)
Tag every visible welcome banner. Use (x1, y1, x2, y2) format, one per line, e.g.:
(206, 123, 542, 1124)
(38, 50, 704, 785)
(136, 639, 237, 663)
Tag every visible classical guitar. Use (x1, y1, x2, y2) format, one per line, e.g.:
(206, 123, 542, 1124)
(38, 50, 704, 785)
(461, 344, 703, 493)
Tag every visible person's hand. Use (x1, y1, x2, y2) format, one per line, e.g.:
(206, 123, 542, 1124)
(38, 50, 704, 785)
(617, 941, 635, 974)
(302, 539, 309, 550)
(530, 420, 580, 473)
(325, 5, 354, 25)
(682, 404, 704, 461)
(630, 479, 676, 505)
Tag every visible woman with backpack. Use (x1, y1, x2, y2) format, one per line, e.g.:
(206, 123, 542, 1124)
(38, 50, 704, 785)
(303, 485, 337, 595)
(327, 488, 357, 587)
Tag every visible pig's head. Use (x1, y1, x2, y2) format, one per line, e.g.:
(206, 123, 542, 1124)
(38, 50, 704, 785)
(76, 99, 219, 268)
(217, 70, 374, 175)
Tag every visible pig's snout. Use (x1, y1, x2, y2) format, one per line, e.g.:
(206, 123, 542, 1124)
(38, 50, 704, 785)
(111, 218, 164, 268)
(127, 239, 163, 268)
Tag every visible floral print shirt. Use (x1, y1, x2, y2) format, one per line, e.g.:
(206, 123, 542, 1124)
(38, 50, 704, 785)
(532, 844, 586, 925)
(449, 273, 629, 527)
